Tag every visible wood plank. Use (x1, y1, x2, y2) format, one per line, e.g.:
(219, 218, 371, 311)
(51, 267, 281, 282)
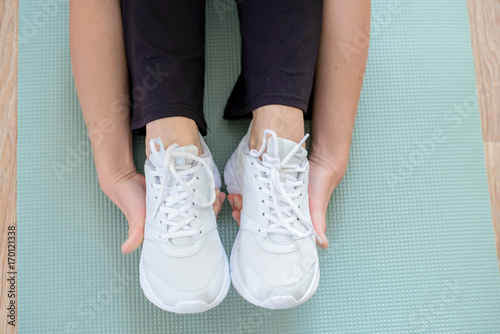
(484, 142, 500, 261)
(468, 0, 500, 142)
(0, 0, 18, 333)
(468, 0, 500, 265)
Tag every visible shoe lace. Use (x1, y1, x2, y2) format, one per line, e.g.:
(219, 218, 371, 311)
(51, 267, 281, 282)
(149, 138, 216, 240)
(250, 130, 322, 243)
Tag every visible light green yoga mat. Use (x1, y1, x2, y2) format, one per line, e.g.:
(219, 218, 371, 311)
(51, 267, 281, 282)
(18, 0, 500, 333)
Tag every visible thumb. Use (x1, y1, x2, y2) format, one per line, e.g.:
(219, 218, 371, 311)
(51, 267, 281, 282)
(121, 225, 144, 254)
(112, 174, 146, 254)
(308, 161, 339, 249)
(310, 204, 329, 249)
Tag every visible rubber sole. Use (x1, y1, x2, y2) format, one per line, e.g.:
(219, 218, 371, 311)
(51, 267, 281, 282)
(223, 151, 320, 310)
(139, 253, 231, 314)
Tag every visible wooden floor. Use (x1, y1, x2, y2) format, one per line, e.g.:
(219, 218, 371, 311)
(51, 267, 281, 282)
(1, 0, 18, 333)
(468, 0, 500, 262)
(0, 1, 499, 333)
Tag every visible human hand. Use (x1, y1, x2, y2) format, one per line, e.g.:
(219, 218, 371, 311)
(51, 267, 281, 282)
(100, 167, 226, 254)
(307, 154, 347, 249)
(227, 193, 243, 226)
(100, 169, 146, 254)
(213, 189, 227, 221)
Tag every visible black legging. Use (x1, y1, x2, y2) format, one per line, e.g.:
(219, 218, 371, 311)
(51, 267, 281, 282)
(121, 0, 322, 135)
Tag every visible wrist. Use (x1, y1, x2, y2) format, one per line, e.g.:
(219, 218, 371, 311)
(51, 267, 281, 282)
(310, 140, 350, 172)
(90, 136, 137, 196)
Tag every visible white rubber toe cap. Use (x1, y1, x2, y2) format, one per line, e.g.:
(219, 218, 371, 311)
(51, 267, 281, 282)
(232, 250, 319, 310)
(140, 256, 229, 313)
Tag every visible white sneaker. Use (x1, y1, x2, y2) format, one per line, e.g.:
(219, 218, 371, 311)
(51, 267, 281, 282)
(224, 125, 321, 309)
(139, 134, 230, 314)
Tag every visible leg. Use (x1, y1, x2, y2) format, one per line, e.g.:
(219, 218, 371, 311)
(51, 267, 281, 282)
(122, 0, 230, 314)
(121, 0, 206, 155)
(224, 0, 324, 310)
(227, 0, 323, 210)
(250, 105, 305, 150)
(225, 0, 323, 149)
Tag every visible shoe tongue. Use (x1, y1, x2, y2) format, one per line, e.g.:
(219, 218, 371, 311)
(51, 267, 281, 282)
(149, 145, 199, 169)
(264, 136, 308, 243)
(149, 145, 199, 247)
(265, 136, 306, 166)
(172, 145, 199, 165)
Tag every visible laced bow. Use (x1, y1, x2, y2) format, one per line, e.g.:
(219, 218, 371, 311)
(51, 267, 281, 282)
(149, 138, 216, 239)
(250, 130, 322, 243)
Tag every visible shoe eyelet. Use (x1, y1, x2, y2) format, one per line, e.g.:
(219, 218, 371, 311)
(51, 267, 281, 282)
(259, 187, 262, 190)
(251, 162, 254, 165)
(199, 230, 202, 234)
(262, 212, 265, 216)
(193, 189, 196, 192)
(258, 229, 261, 233)
(194, 215, 197, 218)
(300, 193, 302, 196)
(196, 176, 199, 180)
(254, 175, 257, 178)
(262, 200, 264, 203)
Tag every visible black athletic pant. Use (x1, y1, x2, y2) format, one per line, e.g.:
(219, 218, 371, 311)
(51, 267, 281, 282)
(121, 0, 322, 135)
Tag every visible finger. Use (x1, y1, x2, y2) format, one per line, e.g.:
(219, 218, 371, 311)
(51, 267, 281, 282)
(308, 167, 333, 249)
(232, 210, 241, 226)
(220, 191, 226, 205)
(213, 201, 221, 218)
(121, 226, 144, 254)
(227, 194, 235, 209)
(310, 207, 329, 248)
(213, 189, 222, 218)
(233, 194, 242, 211)
(120, 199, 146, 254)
(227, 194, 243, 211)
(308, 190, 329, 248)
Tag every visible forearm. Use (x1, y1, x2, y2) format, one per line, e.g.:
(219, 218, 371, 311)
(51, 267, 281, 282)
(311, 0, 370, 171)
(70, 0, 134, 189)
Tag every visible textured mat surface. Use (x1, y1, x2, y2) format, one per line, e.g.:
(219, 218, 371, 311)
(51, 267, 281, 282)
(18, 0, 500, 333)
